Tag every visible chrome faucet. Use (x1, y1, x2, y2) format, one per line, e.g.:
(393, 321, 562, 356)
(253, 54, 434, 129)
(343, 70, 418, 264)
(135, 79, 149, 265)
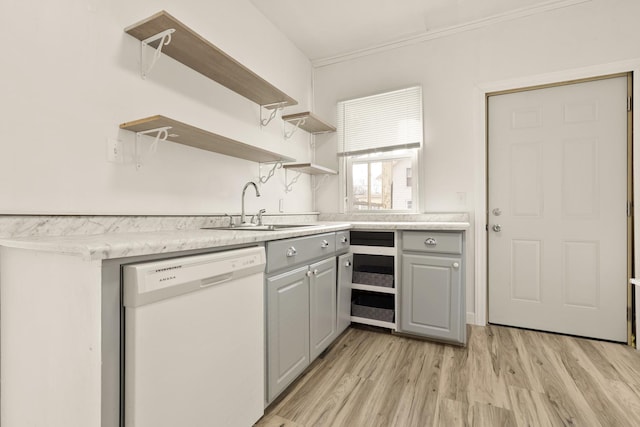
(241, 181, 261, 225)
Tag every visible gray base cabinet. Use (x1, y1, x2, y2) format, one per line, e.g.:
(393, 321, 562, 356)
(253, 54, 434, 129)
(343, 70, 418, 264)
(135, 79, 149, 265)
(265, 232, 344, 404)
(310, 257, 338, 360)
(266, 266, 310, 402)
(336, 253, 353, 336)
(400, 231, 466, 345)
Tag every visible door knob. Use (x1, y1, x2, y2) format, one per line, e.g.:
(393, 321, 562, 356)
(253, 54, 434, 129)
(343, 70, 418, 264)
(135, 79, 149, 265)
(492, 224, 502, 232)
(344, 260, 352, 267)
(492, 208, 502, 216)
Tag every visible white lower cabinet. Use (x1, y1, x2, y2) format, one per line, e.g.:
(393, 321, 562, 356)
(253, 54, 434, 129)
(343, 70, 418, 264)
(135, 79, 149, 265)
(266, 257, 337, 404)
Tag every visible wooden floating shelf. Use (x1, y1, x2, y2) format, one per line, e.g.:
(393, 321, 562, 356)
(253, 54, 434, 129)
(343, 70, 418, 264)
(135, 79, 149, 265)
(120, 115, 295, 163)
(281, 112, 336, 134)
(282, 162, 337, 175)
(125, 10, 297, 109)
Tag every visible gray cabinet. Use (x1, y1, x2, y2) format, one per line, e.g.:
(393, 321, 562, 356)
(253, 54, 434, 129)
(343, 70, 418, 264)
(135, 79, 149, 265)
(336, 253, 353, 336)
(265, 232, 343, 404)
(266, 266, 310, 402)
(309, 257, 337, 360)
(400, 231, 466, 345)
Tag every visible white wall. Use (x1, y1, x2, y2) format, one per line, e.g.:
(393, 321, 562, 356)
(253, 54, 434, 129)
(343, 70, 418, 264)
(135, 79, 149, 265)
(312, 0, 640, 320)
(0, 0, 314, 215)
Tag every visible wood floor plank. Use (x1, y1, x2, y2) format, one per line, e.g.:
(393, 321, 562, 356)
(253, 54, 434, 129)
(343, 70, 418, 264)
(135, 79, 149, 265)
(438, 338, 471, 404)
(507, 386, 555, 427)
(433, 397, 469, 427)
(393, 342, 444, 427)
(254, 413, 304, 427)
(491, 325, 537, 391)
(592, 339, 640, 387)
(470, 402, 517, 427)
(529, 332, 601, 426)
(466, 325, 511, 409)
(546, 334, 639, 426)
(259, 325, 640, 427)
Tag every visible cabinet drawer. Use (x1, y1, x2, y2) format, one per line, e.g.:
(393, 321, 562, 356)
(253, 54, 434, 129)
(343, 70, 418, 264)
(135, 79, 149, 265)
(267, 232, 336, 273)
(402, 231, 462, 254)
(336, 230, 350, 254)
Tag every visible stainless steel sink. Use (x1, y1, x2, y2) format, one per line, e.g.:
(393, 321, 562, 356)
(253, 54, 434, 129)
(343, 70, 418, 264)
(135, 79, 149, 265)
(202, 224, 317, 231)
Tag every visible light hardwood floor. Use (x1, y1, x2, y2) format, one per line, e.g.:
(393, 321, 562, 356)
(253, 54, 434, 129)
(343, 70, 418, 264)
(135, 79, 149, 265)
(256, 325, 640, 427)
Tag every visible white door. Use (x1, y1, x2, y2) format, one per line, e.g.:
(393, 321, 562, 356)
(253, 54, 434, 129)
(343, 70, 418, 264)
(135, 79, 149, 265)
(488, 76, 629, 342)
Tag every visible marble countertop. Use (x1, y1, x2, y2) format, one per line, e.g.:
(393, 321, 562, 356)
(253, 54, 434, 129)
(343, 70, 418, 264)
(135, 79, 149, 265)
(0, 220, 470, 261)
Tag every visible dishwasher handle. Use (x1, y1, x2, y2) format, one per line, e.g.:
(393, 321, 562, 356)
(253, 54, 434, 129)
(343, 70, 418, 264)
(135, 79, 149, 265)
(200, 272, 233, 288)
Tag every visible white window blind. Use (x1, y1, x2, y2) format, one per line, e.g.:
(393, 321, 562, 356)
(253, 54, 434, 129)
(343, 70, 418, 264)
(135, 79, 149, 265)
(338, 86, 423, 156)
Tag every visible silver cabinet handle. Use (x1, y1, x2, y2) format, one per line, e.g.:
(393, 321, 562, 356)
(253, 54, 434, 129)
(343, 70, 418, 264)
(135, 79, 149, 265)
(306, 270, 312, 277)
(321, 240, 329, 248)
(424, 237, 437, 246)
(344, 260, 352, 267)
(341, 236, 348, 244)
(286, 246, 297, 257)
(492, 224, 502, 232)
(313, 269, 319, 275)
(452, 262, 460, 269)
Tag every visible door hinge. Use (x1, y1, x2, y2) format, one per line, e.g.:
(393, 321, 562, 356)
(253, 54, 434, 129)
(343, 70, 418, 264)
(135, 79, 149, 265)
(627, 201, 633, 217)
(628, 96, 633, 112)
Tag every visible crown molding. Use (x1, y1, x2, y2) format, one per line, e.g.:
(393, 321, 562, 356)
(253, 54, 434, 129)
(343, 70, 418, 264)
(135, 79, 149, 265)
(312, 0, 591, 68)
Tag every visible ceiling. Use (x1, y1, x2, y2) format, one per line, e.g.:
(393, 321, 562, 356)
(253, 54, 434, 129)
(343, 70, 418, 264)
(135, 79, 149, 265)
(250, 0, 586, 64)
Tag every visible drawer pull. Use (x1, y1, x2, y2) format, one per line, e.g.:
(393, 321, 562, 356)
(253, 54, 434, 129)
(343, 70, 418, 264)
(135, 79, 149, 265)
(286, 246, 297, 257)
(452, 262, 460, 269)
(344, 260, 352, 268)
(321, 240, 330, 248)
(313, 269, 319, 275)
(424, 237, 437, 246)
(340, 236, 348, 244)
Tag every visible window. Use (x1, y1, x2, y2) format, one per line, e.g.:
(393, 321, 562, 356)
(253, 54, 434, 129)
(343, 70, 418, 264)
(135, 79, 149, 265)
(338, 86, 422, 212)
(347, 150, 417, 211)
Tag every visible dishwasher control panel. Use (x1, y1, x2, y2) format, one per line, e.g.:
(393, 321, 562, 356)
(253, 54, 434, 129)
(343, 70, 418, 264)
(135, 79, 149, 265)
(123, 246, 265, 307)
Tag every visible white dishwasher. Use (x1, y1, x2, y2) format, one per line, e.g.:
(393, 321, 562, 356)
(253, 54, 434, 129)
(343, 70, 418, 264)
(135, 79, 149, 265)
(122, 246, 266, 427)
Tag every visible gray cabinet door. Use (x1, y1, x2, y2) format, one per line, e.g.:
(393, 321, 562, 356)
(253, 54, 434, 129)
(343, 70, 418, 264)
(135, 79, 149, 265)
(400, 253, 465, 344)
(309, 257, 337, 360)
(336, 253, 353, 336)
(266, 266, 310, 402)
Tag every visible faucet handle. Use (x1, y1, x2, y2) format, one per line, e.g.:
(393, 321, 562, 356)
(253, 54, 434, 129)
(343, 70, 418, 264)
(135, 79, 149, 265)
(223, 213, 236, 227)
(257, 209, 266, 226)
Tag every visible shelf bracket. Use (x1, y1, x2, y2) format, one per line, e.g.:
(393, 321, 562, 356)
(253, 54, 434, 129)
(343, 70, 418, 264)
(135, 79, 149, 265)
(283, 118, 307, 140)
(258, 161, 283, 184)
(134, 126, 172, 169)
(311, 174, 330, 191)
(284, 169, 302, 193)
(260, 102, 286, 127)
(140, 28, 176, 79)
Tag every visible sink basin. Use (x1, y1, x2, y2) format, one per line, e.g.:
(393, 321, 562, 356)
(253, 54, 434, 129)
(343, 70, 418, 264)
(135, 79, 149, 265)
(202, 224, 317, 231)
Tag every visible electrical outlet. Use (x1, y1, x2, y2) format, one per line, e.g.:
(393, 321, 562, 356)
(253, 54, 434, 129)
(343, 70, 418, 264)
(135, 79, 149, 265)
(107, 138, 123, 163)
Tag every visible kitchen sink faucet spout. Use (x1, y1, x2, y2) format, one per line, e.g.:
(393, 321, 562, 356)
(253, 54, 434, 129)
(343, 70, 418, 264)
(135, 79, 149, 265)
(241, 181, 261, 225)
